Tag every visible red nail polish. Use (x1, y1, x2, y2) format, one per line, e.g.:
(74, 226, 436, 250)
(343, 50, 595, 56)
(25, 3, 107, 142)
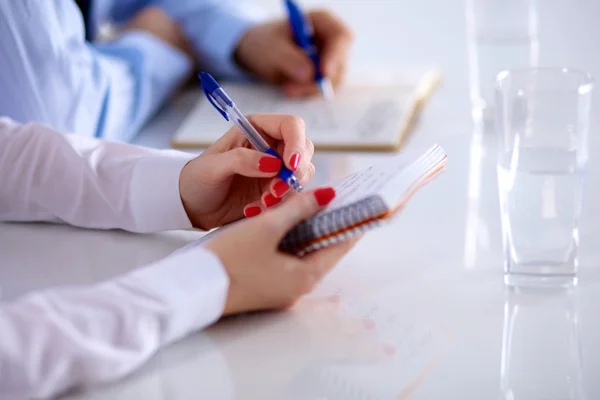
(273, 181, 289, 198)
(244, 206, 261, 218)
(314, 187, 336, 206)
(289, 153, 300, 171)
(259, 157, 282, 173)
(264, 194, 282, 208)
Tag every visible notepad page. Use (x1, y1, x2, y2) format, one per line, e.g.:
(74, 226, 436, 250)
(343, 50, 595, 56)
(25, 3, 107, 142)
(320, 144, 442, 215)
(377, 144, 446, 210)
(173, 83, 415, 147)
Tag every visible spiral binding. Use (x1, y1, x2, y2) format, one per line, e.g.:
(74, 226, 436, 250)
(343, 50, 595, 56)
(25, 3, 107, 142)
(279, 196, 388, 255)
(278, 144, 447, 256)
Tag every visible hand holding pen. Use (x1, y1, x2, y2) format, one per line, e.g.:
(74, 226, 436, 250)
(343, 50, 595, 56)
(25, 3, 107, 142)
(200, 72, 305, 192)
(284, 0, 334, 99)
(233, 5, 353, 98)
(183, 73, 315, 228)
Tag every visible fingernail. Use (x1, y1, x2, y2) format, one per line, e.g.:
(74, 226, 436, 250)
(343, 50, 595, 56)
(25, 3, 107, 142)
(289, 153, 300, 171)
(259, 157, 282, 173)
(273, 180, 289, 198)
(362, 319, 376, 330)
(264, 194, 282, 208)
(243, 206, 261, 218)
(382, 343, 396, 356)
(314, 187, 336, 206)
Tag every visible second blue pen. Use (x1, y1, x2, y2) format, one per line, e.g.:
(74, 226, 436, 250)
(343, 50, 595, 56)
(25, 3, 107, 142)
(199, 72, 303, 192)
(284, 0, 334, 100)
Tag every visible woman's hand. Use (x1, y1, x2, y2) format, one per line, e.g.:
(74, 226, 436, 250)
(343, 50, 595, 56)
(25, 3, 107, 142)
(205, 186, 360, 316)
(234, 10, 353, 98)
(179, 114, 315, 230)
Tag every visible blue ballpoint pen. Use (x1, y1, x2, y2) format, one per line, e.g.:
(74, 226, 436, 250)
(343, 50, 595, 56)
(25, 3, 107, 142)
(199, 72, 303, 192)
(284, 0, 334, 100)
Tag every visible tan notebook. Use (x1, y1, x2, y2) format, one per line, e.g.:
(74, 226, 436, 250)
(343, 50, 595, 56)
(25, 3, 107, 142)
(170, 69, 441, 152)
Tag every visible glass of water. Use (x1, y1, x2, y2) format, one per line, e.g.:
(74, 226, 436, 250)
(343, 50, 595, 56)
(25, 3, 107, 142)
(495, 68, 594, 287)
(466, 0, 539, 130)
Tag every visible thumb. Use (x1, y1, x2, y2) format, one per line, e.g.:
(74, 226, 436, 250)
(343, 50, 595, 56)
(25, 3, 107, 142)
(266, 187, 336, 237)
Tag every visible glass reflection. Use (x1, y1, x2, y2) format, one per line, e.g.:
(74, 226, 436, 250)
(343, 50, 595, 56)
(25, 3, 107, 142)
(463, 124, 502, 270)
(466, 0, 539, 132)
(501, 287, 585, 399)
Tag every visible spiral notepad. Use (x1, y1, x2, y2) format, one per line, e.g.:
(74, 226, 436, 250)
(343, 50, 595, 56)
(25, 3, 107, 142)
(177, 145, 446, 256)
(279, 144, 447, 256)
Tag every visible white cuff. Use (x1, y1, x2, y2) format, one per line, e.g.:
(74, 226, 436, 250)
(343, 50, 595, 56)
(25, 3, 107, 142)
(120, 246, 229, 344)
(129, 152, 195, 232)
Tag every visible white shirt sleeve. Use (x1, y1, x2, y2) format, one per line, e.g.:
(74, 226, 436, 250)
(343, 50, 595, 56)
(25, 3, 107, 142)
(0, 117, 194, 233)
(0, 245, 229, 400)
(0, 118, 230, 399)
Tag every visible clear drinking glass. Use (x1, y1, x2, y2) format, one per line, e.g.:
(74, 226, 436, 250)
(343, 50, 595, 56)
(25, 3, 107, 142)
(466, 0, 539, 131)
(495, 68, 593, 287)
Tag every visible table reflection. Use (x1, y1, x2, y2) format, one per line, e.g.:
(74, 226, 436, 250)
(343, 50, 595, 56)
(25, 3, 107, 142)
(282, 293, 451, 400)
(500, 287, 585, 399)
(0, 223, 202, 300)
(463, 125, 503, 270)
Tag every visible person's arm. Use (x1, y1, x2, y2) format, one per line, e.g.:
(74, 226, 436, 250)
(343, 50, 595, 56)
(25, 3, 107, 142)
(0, 244, 229, 400)
(106, 0, 354, 97)
(107, 0, 266, 78)
(0, 117, 193, 233)
(0, 114, 358, 399)
(0, 0, 193, 142)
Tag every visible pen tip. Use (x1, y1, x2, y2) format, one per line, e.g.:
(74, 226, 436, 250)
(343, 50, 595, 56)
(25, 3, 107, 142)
(319, 79, 335, 101)
(287, 176, 304, 192)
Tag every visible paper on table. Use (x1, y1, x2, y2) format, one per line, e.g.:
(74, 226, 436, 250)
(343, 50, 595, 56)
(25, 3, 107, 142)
(171, 81, 425, 150)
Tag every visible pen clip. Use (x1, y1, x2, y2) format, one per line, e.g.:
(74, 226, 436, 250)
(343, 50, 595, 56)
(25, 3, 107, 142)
(202, 85, 229, 121)
(199, 72, 231, 121)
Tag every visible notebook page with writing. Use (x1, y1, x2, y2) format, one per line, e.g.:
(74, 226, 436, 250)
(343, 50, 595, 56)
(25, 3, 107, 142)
(279, 145, 446, 255)
(377, 145, 447, 210)
(172, 84, 409, 148)
(318, 147, 424, 213)
(170, 69, 441, 151)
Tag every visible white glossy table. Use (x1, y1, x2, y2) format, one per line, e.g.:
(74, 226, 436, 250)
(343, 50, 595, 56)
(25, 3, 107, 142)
(2, 1, 600, 398)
